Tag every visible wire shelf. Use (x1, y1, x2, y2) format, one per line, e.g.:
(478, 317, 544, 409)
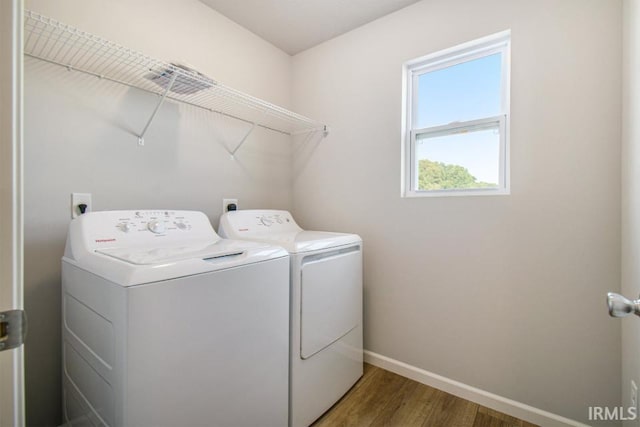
(23, 10, 327, 140)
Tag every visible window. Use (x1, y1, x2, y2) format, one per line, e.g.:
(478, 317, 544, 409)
(402, 31, 510, 197)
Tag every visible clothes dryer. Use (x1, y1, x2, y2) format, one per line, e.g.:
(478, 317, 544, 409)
(219, 210, 363, 427)
(62, 210, 289, 427)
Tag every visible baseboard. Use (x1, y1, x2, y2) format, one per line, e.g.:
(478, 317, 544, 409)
(364, 350, 589, 427)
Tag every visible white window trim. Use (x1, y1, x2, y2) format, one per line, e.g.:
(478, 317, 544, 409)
(401, 30, 511, 198)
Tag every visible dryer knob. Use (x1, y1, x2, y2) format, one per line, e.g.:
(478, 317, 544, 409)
(147, 219, 166, 234)
(260, 216, 273, 226)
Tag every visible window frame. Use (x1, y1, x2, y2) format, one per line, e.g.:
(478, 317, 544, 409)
(402, 31, 511, 198)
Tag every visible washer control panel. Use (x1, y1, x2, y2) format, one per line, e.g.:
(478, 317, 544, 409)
(220, 210, 302, 235)
(75, 210, 218, 250)
(113, 211, 194, 235)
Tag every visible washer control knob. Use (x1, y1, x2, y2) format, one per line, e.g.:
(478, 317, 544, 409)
(117, 222, 133, 233)
(260, 216, 273, 227)
(175, 222, 188, 231)
(147, 219, 166, 234)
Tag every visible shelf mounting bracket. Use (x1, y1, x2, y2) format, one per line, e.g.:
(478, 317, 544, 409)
(137, 72, 178, 146)
(230, 123, 256, 158)
(291, 125, 329, 138)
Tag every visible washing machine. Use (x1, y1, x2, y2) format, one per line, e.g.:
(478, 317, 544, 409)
(218, 210, 363, 427)
(61, 210, 290, 427)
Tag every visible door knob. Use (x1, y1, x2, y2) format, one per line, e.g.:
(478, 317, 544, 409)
(607, 292, 640, 318)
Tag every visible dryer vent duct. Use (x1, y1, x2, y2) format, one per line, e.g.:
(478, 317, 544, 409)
(146, 62, 215, 95)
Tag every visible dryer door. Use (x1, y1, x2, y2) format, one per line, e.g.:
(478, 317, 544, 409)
(300, 246, 362, 359)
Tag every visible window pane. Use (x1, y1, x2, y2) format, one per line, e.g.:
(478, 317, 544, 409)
(415, 127, 500, 191)
(415, 53, 502, 129)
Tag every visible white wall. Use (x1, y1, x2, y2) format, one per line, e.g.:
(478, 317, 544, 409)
(291, 0, 622, 423)
(622, 1, 640, 426)
(23, 1, 293, 425)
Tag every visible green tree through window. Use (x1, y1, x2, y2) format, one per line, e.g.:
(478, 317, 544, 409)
(418, 159, 497, 191)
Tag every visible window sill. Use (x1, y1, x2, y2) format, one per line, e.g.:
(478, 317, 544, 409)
(402, 188, 510, 198)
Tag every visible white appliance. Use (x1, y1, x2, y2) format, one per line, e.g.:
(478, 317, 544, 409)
(61, 210, 290, 427)
(218, 210, 363, 427)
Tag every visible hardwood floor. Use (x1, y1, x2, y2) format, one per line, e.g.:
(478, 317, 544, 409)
(312, 364, 538, 427)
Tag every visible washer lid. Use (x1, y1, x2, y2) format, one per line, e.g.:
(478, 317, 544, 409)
(96, 243, 244, 265)
(65, 238, 287, 287)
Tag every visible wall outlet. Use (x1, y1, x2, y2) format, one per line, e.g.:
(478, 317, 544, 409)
(222, 198, 238, 213)
(71, 193, 92, 219)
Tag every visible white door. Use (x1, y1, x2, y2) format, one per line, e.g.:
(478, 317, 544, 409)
(620, 1, 640, 424)
(0, 0, 25, 426)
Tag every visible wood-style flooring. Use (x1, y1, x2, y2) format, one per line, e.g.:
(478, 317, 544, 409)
(312, 364, 539, 427)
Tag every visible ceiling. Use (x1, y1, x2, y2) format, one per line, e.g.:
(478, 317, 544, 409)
(199, 0, 421, 55)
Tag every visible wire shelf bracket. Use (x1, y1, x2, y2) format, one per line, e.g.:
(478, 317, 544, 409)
(137, 72, 177, 146)
(23, 10, 329, 146)
(229, 123, 256, 158)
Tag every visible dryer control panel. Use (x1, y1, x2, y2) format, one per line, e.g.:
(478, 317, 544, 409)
(219, 210, 302, 236)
